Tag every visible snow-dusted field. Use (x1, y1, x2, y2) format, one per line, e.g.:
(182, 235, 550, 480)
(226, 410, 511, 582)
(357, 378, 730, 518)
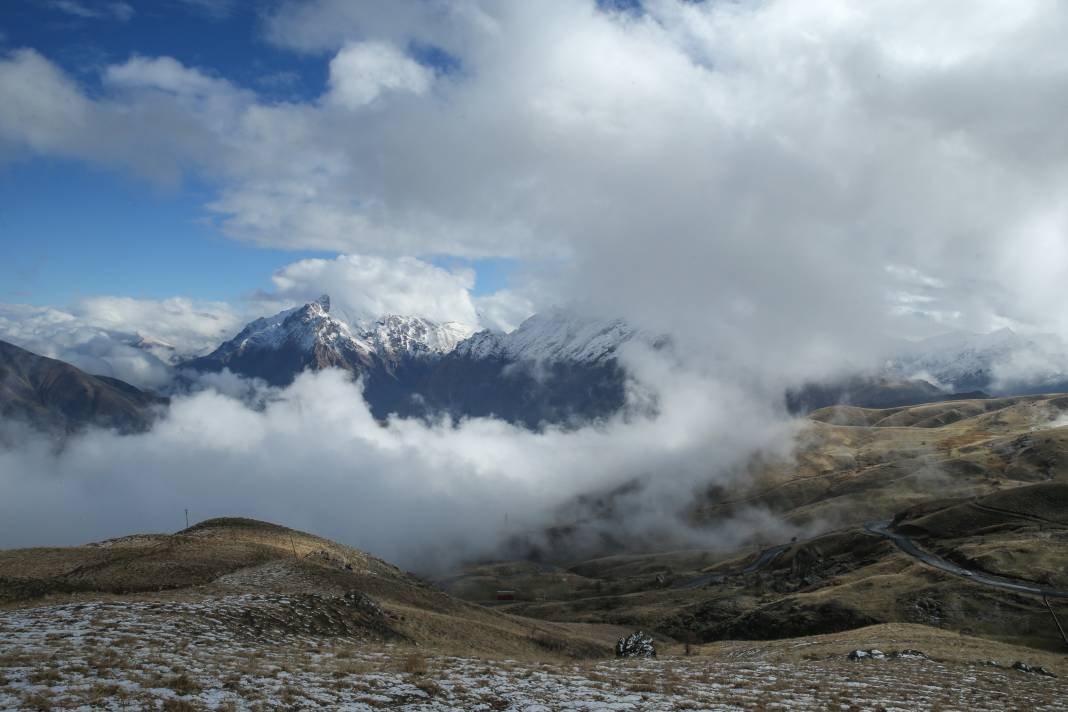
(1, 597, 1066, 711)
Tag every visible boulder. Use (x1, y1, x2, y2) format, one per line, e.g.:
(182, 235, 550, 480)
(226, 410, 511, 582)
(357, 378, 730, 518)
(848, 648, 928, 661)
(615, 631, 656, 658)
(1013, 661, 1056, 677)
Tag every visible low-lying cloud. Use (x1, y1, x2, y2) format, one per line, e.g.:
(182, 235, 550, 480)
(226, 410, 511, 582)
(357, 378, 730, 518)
(0, 298, 240, 388)
(0, 350, 796, 570)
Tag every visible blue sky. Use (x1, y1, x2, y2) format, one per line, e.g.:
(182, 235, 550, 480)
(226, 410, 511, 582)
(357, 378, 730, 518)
(0, 157, 335, 304)
(0, 0, 509, 306)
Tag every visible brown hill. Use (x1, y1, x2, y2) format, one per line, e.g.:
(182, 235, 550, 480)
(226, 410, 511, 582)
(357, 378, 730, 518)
(0, 516, 624, 660)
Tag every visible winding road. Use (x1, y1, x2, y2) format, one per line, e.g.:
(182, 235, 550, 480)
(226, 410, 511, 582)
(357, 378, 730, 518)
(673, 543, 791, 589)
(674, 523, 1068, 599)
(863, 520, 1068, 599)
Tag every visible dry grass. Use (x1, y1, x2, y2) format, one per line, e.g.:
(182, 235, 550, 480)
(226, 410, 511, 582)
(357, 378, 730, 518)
(400, 651, 429, 675)
(165, 673, 203, 695)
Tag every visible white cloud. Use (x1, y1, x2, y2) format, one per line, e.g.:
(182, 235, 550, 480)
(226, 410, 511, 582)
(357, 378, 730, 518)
(104, 56, 229, 96)
(75, 296, 241, 352)
(5, 1, 1068, 376)
(47, 1, 134, 22)
(0, 297, 241, 388)
(268, 254, 481, 326)
(327, 41, 433, 109)
(474, 290, 536, 333)
(0, 49, 92, 158)
(0, 358, 796, 570)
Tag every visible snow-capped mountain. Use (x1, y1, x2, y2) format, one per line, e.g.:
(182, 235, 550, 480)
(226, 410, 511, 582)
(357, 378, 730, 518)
(790, 328, 1068, 412)
(456, 310, 639, 363)
(366, 315, 477, 364)
(182, 297, 639, 428)
(883, 329, 1068, 394)
(184, 296, 486, 382)
(183, 296, 377, 385)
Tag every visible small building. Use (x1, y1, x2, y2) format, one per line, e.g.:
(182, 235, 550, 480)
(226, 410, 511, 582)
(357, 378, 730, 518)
(495, 590, 516, 601)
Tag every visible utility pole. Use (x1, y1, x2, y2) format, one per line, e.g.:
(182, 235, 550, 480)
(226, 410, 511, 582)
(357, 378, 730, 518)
(184, 509, 189, 529)
(1045, 596, 1068, 651)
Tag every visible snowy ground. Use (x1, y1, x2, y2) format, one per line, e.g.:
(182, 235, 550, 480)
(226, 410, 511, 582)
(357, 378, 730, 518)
(2, 597, 1067, 711)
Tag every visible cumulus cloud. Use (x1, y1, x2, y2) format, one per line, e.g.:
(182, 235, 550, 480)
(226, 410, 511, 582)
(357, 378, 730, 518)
(267, 254, 480, 326)
(0, 49, 92, 160)
(327, 41, 434, 109)
(254, 252, 544, 332)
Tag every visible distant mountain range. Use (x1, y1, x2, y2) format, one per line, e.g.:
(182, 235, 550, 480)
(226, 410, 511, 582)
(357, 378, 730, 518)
(5, 294, 1068, 433)
(790, 329, 1068, 412)
(0, 340, 165, 435)
(883, 328, 1068, 395)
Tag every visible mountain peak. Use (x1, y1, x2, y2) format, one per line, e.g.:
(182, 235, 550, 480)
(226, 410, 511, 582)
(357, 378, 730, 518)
(293, 295, 331, 320)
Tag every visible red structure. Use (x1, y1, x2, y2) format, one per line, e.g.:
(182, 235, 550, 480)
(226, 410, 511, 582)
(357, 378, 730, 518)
(495, 590, 516, 601)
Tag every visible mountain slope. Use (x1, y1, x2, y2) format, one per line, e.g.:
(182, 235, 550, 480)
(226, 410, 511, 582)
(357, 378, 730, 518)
(0, 339, 165, 434)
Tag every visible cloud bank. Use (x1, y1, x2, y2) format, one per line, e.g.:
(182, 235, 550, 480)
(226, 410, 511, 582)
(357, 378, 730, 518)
(0, 355, 795, 570)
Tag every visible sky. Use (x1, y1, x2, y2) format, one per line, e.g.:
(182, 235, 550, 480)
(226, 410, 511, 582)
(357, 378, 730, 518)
(3, 0, 1068, 563)
(0, 0, 514, 309)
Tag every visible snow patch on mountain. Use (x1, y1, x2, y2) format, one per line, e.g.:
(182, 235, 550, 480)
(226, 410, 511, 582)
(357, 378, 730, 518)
(456, 310, 643, 363)
(366, 315, 477, 362)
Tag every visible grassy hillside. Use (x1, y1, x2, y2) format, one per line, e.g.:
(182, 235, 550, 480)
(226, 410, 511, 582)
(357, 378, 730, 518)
(442, 396, 1068, 653)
